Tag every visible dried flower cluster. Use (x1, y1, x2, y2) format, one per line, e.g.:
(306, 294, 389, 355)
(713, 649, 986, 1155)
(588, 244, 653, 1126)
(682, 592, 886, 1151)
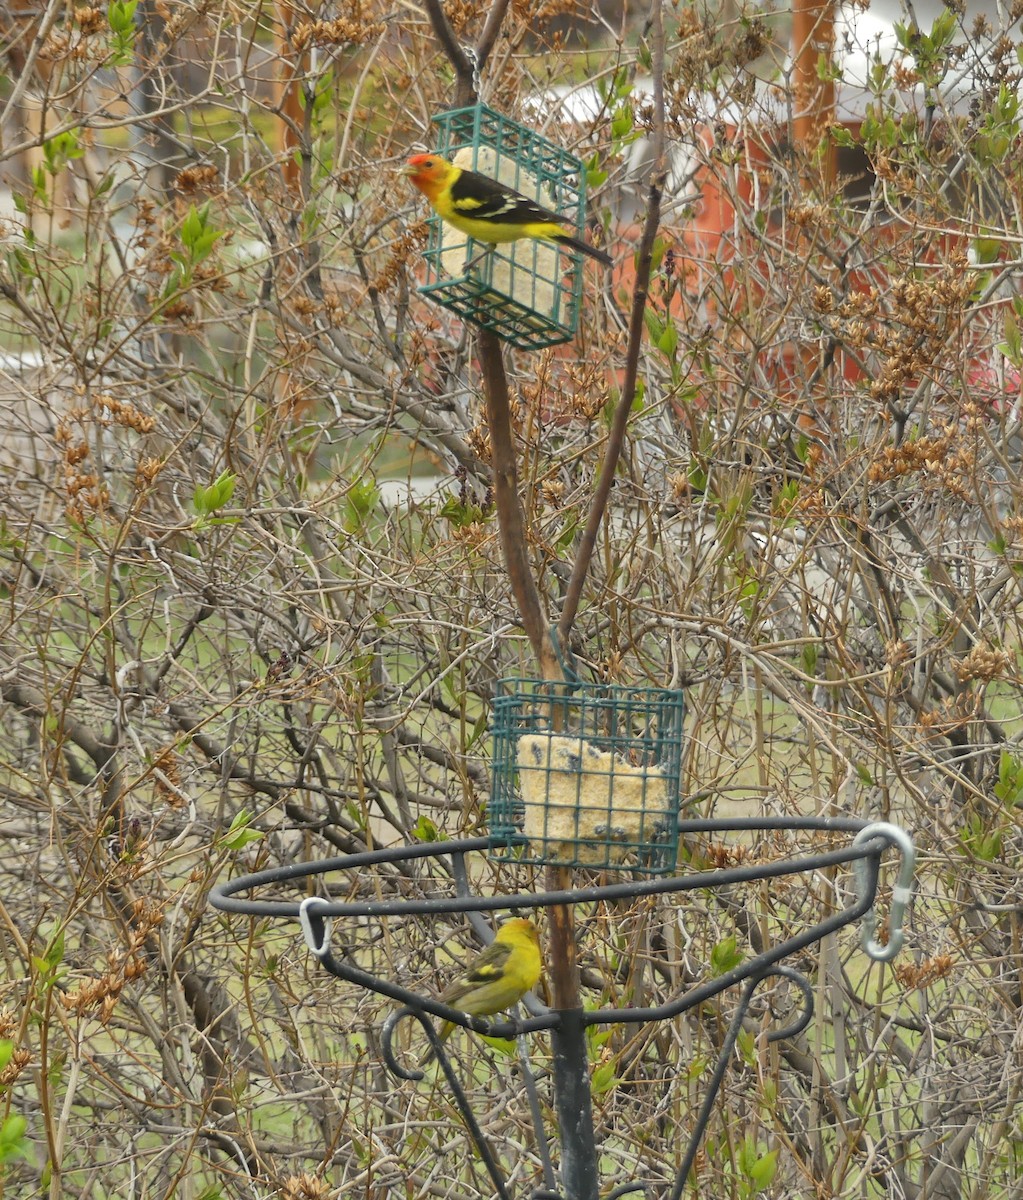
(372, 226, 427, 294)
(278, 1174, 335, 1200)
(895, 954, 955, 989)
(73, 6, 105, 34)
(174, 165, 220, 194)
(292, 13, 385, 50)
(918, 693, 981, 736)
(867, 428, 975, 500)
(62, 901, 163, 1024)
(53, 391, 156, 519)
(867, 264, 973, 406)
(954, 643, 1012, 683)
(0, 1009, 30, 1086)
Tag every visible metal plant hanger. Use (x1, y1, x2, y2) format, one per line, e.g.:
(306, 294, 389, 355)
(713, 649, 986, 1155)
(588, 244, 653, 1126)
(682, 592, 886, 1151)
(211, 818, 914, 1200)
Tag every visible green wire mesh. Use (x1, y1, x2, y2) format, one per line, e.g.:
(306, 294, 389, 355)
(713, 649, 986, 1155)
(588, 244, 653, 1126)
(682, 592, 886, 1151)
(417, 105, 588, 350)
(489, 679, 686, 876)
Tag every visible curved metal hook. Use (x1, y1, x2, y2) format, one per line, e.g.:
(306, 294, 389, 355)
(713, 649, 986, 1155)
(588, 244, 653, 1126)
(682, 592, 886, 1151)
(852, 822, 916, 962)
(605, 1182, 650, 1200)
(763, 966, 815, 1042)
(381, 1006, 431, 1082)
(298, 896, 332, 958)
(382, 1005, 514, 1200)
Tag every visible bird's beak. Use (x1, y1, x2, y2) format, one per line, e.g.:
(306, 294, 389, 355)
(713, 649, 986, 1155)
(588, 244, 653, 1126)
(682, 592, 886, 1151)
(398, 162, 415, 176)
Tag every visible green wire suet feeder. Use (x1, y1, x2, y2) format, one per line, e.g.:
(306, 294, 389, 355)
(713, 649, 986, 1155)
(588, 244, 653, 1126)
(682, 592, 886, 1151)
(489, 679, 686, 875)
(417, 105, 591, 350)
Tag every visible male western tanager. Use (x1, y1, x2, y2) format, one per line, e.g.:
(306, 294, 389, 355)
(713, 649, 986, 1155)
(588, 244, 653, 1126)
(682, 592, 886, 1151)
(421, 917, 542, 1062)
(402, 154, 612, 267)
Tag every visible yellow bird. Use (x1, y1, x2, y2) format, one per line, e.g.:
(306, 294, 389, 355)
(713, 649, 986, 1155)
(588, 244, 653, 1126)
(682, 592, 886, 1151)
(422, 918, 542, 1063)
(403, 154, 612, 267)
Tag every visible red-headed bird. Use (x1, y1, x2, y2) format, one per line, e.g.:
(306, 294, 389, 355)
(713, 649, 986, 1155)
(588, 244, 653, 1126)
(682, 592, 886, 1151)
(402, 154, 612, 267)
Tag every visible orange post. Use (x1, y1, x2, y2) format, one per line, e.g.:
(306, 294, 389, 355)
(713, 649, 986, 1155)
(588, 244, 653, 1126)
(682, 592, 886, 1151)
(276, 2, 306, 196)
(792, 0, 836, 183)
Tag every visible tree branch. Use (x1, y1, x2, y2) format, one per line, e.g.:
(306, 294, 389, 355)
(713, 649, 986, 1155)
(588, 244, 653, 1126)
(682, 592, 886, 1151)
(558, 6, 667, 648)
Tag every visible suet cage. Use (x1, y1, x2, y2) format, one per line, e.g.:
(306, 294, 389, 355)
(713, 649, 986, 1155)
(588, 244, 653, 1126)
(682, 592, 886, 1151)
(417, 104, 592, 350)
(489, 678, 686, 875)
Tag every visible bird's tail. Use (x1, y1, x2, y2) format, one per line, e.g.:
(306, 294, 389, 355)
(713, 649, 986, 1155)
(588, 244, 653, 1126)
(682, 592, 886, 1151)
(552, 232, 613, 267)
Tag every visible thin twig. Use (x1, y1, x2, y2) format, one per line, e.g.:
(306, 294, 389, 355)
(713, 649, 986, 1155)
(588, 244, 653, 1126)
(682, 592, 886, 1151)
(558, 2, 667, 649)
(476, 0, 513, 76)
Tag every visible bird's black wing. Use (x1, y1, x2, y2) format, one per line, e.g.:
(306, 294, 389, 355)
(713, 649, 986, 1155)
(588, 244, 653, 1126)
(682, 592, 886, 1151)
(449, 168, 569, 228)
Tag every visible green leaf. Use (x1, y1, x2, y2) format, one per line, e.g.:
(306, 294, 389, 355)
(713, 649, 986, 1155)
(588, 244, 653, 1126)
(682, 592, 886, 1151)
(737, 1136, 758, 1175)
(611, 104, 634, 142)
(893, 20, 917, 51)
(748, 1149, 779, 1189)
(815, 51, 841, 82)
(643, 307, 665, 343)
(929, 6, 956, 48)
(995, 751, 1023, 806)
(465, 712, 488, 753)
(40, 928, 65, 975)
(440, 495, 485, 529)
(108, 0, 138, 32)
(801, 641, 819, 677)
(219, 809, 262, 851)
(591, 1060, 621, 1095)
(773, 479, 799, 517)
(555, 516, 578, 553)
(709, 934, 743, 976)
(0, 1114, 27, 1164)
(412, 815, 439, 842)
(344, 478, 380, 531)
(687, 461, 707, 493)
(193, 470, 237, 518)
(1000, 312, 1022, 366)
(657, 321, 678, 358)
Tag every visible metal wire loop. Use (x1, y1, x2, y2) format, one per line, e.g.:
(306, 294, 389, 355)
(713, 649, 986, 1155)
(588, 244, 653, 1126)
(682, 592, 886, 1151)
(298, 896, 332, 958)
(852, 822, 916, 962)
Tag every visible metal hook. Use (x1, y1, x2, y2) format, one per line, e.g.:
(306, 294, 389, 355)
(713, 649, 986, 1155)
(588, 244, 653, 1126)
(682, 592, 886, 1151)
(298, 896, 332, 958)
(382, 1006, 430, 1082)
(763, 966, 815, 1042)
(852, 822, 916, 962)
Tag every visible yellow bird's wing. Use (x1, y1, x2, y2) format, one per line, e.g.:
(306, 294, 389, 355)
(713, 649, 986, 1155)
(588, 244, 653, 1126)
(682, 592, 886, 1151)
(441, 938, 514, 1008)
